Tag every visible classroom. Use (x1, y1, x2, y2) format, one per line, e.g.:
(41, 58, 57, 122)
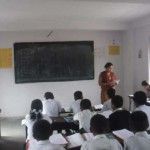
(0, 0, 150, 150)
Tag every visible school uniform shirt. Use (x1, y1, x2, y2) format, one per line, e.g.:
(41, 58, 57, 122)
(101, 99, 112, 112)
(99, 110, 112, 118)
(134, 105, 150, 129)
(124, 131, 150, 150)
(70, 99, 82, 114)
(29, 139, 66, 150)
(22, 114, 52, 140)
(81, 134, 123, 150)
(73, 109, 95, 132)
(42, 99, 62, 117)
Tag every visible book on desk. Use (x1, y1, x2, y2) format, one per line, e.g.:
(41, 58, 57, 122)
(113, 129, 134, 141)
(49, 133, 94, 148)
(49, 133, 68, 145)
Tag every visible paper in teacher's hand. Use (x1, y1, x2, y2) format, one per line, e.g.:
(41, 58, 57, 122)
(94, 104, 103, 109)
(116, 79, 120, 84)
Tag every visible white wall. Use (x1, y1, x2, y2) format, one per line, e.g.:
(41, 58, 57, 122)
(122, 24, 150, 109)
(0, 30, 123, 117)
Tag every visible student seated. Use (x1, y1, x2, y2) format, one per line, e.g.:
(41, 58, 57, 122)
(22, 99, 52, 141)
(81, 114, 122, 150)
(42, 92, 62, 117)
(73, 99, 95, 132)
(133, 91, 150, 129)
(70, 91, 83, 114)
(109, 95, 130, 131)
(28, 120, 65, 150)
(124, 111, 150, 150)
(101, 88, 116, 112)
(141, 80, 150, 98)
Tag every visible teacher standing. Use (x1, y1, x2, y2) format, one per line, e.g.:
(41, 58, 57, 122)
(98, 62, 119, 104)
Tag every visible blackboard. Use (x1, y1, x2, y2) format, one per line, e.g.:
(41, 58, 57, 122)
(14, 41, 94, 83)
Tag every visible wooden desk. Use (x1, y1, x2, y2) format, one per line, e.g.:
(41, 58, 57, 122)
(51, 116, 79, 132)
(60, 111, 74, 116)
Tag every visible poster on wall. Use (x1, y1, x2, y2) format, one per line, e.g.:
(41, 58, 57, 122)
(109, 45, 120, 55)
(0, 48, 12, 68)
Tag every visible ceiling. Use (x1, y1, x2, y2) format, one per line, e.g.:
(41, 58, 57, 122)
(0, 0, 150, 31)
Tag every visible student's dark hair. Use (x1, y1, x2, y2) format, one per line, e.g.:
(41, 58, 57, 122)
(33, 120, 52, 141)
(44, 92, 54, 99)
(80, 99, 91, 110)
(104, 62, 113, 69)
(111, 95, 123, 108)
(130, 111, 149, 132)
(133, 91, 147, 106)
(90, 114, 108, 134)
(74, 91, 83, 100)
(107, 88, 116, 99)
(30, 99, 43, 121)
(141, 80, 149, 86)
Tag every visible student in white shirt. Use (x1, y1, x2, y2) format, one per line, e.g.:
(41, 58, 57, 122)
(101, 88, 115, 112)
(73, 99, 95, 132)
(22, 99, 52, 141)
(81, 114, 123, 150)
(109, 95, 130, 131)
(124, 111, 150, 150)
(42, 92, 62, 117)
(133, 91, 150, 129)
(29, 120, 65, 150)
(141, 80, 150, 98)
(70, 91, 83, 114)
(22, 99, 52, 150)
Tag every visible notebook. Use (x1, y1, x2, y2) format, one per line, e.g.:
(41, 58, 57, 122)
(113, 129, 134, 141)
(49, 133, 68, 145)
(66, 133, 85, 148)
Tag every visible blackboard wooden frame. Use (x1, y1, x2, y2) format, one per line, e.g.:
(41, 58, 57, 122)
(14, 41, 94, 83)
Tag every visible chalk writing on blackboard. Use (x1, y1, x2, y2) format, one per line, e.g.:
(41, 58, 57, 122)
(14, 41, 94, 83)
